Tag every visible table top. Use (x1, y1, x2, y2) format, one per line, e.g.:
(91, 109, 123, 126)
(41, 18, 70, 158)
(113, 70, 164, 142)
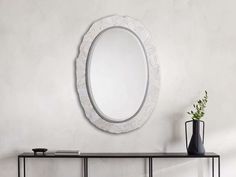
(18, 152, 220, 158)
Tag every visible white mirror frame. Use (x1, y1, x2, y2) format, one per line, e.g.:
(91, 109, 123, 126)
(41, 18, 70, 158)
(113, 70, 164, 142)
(76, 15, 160, 133)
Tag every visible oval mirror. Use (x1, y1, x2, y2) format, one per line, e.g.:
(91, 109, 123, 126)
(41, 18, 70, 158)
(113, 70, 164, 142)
(76, 15, 160, 133)
(87, 28, 148, 122)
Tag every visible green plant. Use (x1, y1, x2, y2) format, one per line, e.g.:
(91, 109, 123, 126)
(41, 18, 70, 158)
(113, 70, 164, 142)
(187, 91, 208, 120)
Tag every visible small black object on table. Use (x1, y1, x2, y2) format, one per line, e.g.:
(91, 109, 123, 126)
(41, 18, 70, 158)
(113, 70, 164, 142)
(18, 152, 220, 177)
(32, 148, 47, 156)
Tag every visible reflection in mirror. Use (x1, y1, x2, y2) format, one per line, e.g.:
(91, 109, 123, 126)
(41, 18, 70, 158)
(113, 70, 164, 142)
(87, 28, 148, 122)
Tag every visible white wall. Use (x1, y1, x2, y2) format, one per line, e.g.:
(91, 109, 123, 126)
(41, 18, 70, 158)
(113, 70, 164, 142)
(0, 0, 236, 176)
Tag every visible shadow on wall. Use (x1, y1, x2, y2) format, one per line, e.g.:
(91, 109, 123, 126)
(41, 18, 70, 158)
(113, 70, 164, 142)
(143, 158, 208, 177)
(162, 112, 185, 152)
(0, 152, 18, 177)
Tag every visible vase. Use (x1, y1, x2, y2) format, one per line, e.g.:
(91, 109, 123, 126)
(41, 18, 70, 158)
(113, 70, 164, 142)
(185, 120, 205, 155)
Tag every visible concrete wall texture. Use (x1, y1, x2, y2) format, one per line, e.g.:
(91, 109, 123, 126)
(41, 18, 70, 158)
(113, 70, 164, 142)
(0, 0, 236, 176)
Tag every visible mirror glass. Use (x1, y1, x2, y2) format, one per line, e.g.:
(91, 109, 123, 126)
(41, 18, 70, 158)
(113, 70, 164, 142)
(87, 28, 148, 122)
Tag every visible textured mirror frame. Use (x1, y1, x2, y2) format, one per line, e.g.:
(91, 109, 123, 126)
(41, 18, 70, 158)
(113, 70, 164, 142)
(76, 15, 160, 133)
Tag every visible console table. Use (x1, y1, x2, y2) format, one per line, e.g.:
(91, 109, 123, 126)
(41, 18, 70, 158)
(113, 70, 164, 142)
(18, 152, 220, 177)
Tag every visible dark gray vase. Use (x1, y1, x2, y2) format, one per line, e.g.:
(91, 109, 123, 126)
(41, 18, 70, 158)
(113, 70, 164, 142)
(185, 120, 205, 155)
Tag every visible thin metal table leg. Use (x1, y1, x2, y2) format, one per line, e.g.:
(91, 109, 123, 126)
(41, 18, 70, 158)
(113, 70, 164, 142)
(218, 157, 220, 177)
(83, 158, 88, 177)
(149, 158, 153, 177)
(212, 157, 214, 177)
(18, 157, 20, 177)
(23, 158, 26, 177)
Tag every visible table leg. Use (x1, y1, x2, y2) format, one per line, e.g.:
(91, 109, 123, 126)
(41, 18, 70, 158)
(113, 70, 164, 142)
(212, 158, 214, 177)
(83, 158, 88, 177)
(218, 157, 220, 177)
(23, 158, 26, 177)
(149, 158, 153, 177)
(18, 157, 20, 177)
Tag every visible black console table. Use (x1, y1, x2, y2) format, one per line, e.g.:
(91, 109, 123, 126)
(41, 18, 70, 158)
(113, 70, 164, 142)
(18, 152, 220, 177)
